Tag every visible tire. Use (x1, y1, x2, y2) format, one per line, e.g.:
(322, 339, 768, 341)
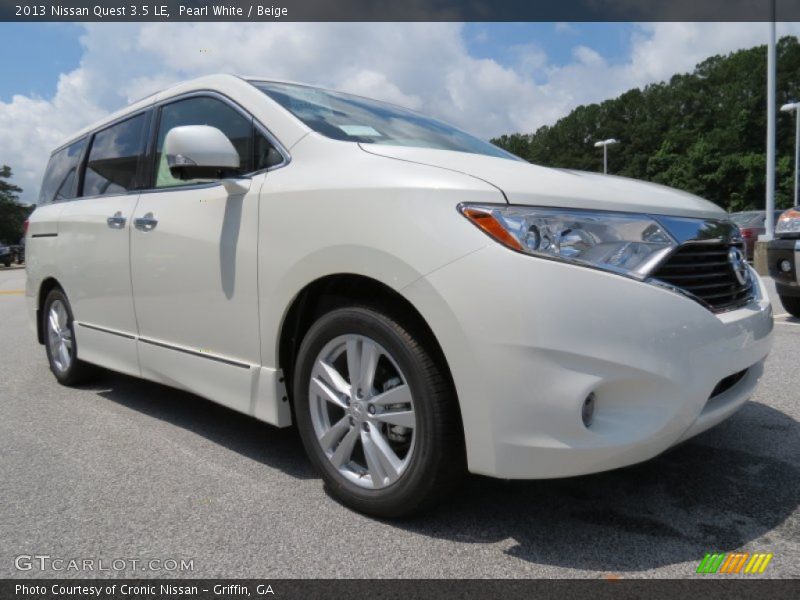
(779, 295, 800, 319)
(43, 288, 99, 385)
(2, 259, 9, 268)
(293, 306, 464, 518)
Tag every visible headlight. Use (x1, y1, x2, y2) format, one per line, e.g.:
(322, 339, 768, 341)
(459, 204, 677, 279)
(776, 208, 800, 235)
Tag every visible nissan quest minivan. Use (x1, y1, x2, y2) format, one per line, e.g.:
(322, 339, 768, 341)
(26, 75, 773, 517)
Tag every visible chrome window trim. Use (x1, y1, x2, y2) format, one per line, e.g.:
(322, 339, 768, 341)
(49, 107, 151, 156)
(72, 181, 223, 201)
(48, 110, 151, 203)
(44, 88, 292, 204)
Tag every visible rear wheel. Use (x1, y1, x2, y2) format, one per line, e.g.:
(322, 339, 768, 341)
(779, 295, 800, 319)
(43, 288, 99, 385)
(293, 306, 464, 518)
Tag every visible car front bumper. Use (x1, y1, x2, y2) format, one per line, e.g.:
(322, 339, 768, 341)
(403, 244, 774, 479)
(767, 237, 800, 298)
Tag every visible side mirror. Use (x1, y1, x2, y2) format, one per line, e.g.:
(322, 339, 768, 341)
(164, 125, 240, 181)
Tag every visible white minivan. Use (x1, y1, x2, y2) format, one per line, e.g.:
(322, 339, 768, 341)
(27, 75, 773, 517)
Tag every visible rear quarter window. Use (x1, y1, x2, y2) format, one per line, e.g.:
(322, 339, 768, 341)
(38, 138, 87, 204)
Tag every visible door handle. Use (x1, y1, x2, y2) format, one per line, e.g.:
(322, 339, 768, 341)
(106, 212, 126, 229)
(134, 213, 158, 232)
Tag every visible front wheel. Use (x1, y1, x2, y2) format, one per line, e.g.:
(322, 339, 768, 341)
(293, 306, 464, 518)
(779, 295, 800, 319)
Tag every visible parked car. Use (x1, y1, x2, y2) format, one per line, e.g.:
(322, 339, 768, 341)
(767, 207, 800, 317)
(729, 210, 785, 261)
(19, 220, 28, 264)
(0, 244, 12, 267)
(26, 75, 773, 517)
(10, 244, 25, 264)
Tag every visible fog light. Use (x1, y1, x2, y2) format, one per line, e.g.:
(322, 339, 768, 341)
(780, 259, 792, 273)
(581, 393, 596, 428)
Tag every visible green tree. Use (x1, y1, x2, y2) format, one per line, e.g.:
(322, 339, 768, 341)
(492, 36, 800, 212)
(0, 166, 32, 244)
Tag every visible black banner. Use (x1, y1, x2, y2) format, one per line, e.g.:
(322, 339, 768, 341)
(1, 0, 800, 22)
(2, 579, 800, 600)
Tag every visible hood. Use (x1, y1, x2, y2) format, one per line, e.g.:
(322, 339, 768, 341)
(359, 145, 726, 220)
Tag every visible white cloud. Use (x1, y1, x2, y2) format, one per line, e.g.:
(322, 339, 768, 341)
(0, 70, 107, 204)
(2, 21, 800, 203)
(337, 71, 423, 109)
(555, 22, 578, 35)
(573, 45, 605, 67)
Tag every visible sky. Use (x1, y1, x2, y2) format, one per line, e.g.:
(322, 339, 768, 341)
(1, 21, 799, 204)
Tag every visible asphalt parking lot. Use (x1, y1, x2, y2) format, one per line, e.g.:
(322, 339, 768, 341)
(0, 265, 798, 579)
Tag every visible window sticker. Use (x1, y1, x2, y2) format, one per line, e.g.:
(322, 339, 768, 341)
(338, 125, 382, 137)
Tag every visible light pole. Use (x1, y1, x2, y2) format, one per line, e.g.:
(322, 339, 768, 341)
(764, 14, 777, 239)
(594, 138, 619, 174)
(781, 102, 800, 206)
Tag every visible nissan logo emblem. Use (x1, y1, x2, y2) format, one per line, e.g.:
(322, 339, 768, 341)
(728, 247, 749, 286)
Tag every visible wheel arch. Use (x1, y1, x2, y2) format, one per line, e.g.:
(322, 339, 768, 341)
(277, 274, 460, 423)
(36, 277, 63, 344)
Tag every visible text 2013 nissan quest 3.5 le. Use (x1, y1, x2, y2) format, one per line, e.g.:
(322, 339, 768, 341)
(27, 75, 773, 517)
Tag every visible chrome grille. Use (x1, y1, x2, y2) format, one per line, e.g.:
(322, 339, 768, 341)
(651, 242, 754, 312)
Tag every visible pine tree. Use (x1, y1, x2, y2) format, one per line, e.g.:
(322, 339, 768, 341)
(0, 166, 31, 244)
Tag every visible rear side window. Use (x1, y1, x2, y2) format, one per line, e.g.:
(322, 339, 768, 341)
(82, 114, 147, 197)
(39, 138, 87, 204)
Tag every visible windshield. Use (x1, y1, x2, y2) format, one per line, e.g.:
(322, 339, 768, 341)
(253, 81, 520, 161)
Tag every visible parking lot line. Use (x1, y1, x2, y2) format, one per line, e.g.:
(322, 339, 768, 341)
(0, 290, 24, 295)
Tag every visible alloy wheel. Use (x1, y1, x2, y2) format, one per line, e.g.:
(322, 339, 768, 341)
(47, 299, 73, 372)
(308, 334, 417, 489)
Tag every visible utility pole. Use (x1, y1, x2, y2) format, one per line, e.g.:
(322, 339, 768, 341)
(765, 6, 777, 238)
